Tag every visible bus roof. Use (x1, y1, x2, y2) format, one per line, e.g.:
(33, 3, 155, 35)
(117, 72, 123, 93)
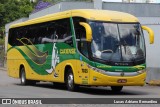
(10, 9, 139, 28)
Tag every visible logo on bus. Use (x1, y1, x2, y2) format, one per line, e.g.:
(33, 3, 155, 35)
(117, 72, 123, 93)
(46, 43, 59, 77)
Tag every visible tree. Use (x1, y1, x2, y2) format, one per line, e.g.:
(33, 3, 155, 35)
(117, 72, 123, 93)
(0, 0, 36, 33)
(3, 0, 35, 24)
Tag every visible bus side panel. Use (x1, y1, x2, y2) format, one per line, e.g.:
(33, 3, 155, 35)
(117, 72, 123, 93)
(75, 60, 90, 85)
(7, 44, 66, 82)
(7, 45, 42, 80)
(7, 47, 23, 78)
(7, 46, 90, 83)
(36, 59, 82, 84)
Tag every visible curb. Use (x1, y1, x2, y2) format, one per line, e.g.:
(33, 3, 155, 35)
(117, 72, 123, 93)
(0, 67, 7, 71)
(146, 80, 160, 86)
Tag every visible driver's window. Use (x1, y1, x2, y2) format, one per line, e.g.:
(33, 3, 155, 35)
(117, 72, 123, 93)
(73, 17, 88, 57)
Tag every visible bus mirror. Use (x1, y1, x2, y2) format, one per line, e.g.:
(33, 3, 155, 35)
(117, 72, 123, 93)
(142, 26, 154, 44)
(79, 22, 92, 42)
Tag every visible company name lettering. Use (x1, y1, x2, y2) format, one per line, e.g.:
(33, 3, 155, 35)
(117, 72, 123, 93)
(60, 49, 76, 54)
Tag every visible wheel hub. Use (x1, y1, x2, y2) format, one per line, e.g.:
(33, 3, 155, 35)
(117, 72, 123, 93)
(68, 74, 73, 88)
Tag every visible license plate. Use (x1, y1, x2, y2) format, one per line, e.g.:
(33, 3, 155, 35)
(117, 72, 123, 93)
(117, 79, 127, 83)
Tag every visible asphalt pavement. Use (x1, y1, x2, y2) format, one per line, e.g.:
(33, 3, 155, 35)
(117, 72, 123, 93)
(0, 67, 160, 107)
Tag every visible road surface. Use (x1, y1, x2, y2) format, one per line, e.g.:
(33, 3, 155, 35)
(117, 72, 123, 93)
(0, 68, 160, 107)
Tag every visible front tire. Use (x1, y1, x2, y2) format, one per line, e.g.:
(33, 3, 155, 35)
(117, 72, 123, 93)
(111, 86, 123, 92)
(66, 69, 78, 91)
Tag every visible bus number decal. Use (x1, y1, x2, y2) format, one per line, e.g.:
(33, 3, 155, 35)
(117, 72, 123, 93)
(82, 69, 88, 73)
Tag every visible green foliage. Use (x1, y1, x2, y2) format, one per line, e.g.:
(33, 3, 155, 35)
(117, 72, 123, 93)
(0, 0, 36, 33)
(0, 39, 4, 45)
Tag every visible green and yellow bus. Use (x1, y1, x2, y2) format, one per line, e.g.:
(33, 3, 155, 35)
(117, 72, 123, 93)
(7, 9, 154, 92)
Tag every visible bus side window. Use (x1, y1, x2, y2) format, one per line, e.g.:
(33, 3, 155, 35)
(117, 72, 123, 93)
(16, 28, 27, 46)
(8, 29, 16, 46)
(55, 19, 73, 46)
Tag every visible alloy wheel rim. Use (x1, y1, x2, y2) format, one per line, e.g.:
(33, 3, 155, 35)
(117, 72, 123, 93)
(21, 71, 25, 83)
(68, 74, 73, 88)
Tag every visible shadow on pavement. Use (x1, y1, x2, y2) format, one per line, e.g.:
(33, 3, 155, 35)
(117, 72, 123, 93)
(14, 82, 150, 96)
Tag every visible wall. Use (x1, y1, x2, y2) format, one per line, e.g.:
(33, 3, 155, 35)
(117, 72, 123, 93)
(61, 1, 93, 11)
(29, 3, 61, 19)
(138, 17, 160, 82)
(29, 1, 93, 19)
(103, 2, 160, 17)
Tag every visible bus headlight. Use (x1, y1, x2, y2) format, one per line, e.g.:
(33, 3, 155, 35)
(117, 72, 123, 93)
(87, 64, 108, 74)
(137, 69, 146, 74)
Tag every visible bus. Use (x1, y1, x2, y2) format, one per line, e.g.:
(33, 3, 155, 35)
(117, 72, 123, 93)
(7, 9, 154, 92)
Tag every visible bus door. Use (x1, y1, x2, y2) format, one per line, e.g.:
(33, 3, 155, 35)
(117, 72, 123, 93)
(75, 32, 90, 85)
(79, 55, 90, 85)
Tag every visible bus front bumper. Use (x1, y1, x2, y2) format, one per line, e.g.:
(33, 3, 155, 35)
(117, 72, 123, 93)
(89, 70, 146, 86)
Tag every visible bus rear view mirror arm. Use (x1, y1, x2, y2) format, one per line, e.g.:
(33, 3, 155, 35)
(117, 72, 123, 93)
(142, 26, 154, 44)
(79, 22, 92, 42)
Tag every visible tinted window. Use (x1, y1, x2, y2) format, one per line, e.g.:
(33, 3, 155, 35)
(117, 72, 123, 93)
(8, 18, 73, 46)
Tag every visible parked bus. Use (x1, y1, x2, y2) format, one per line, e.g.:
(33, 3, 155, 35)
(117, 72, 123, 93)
(7, 9, 154, 92)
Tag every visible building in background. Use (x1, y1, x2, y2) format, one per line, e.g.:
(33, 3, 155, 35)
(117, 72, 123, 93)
(122, 0, 146, 2)
(102, 0, 122, 2)
(146, 0, 157, 3)
(105, 0, 159, 3)
(30, 0, 160, 3)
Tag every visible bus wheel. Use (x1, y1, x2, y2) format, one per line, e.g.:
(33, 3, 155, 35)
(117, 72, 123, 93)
(20, 67, 28, 85)
(66, 69, 78, 91)
(111, 86, 123, 92)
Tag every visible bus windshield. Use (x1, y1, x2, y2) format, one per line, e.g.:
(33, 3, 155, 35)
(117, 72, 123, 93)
(89, 21, 145, 65)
